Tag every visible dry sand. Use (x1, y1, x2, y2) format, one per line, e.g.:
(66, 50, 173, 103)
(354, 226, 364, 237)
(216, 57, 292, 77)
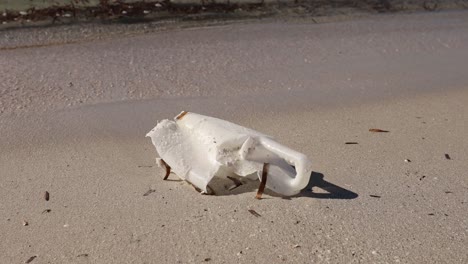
(1, 11, 468, 263)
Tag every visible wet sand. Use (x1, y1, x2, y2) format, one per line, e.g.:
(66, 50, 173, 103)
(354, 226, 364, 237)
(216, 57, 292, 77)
(1, 11, 468, 263)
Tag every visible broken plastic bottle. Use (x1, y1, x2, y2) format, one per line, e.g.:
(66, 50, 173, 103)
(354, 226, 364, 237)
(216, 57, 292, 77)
(146, 111, 312, 197)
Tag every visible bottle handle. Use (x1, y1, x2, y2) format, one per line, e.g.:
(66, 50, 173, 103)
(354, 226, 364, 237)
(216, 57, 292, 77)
(258, 137, 312, 191)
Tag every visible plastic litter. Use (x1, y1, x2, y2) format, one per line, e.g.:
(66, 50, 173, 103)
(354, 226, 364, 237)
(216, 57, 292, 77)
(146, 111, 312, 197)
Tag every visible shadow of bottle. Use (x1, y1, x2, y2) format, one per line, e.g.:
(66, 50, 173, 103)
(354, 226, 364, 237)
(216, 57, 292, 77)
(299, 171, 358, 199)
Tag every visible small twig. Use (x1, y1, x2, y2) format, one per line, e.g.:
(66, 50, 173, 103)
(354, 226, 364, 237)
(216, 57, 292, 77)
(161, 159, 171, 180)
(248, 209, 261, 217)
(143, 189, 155, 196)
(25, 256, 37, 263)
(369, 128, 389, 133)
(255, 163, 269, 199)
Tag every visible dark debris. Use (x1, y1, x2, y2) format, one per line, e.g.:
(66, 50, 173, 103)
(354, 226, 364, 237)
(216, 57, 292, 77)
(248, 209, 261, 217)
(143, 189, 156, 196)
(25, 256, 37, 263)
(369, 128, 389, 133)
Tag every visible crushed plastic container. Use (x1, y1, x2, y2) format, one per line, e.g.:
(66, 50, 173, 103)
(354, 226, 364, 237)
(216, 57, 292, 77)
(146, 111, 312, 197)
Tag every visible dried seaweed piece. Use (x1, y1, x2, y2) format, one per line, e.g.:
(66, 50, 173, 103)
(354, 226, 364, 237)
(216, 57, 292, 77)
(345, 142, 358, 144)
(175, 111, 188, 120)
(255, 163, 269, 199)
(160, 159, 171, 180)
(143, 189, 155, 196)
(445, 154, 451, 160)
(248, 209, 261, 217)
(44, 191, 50, 201)
(77, 253, 89, 257)
(369, 195, 381, 198)
(42, 209, 51, 214)
(369, 129, 389, 132)
(25, 256, 37, 263)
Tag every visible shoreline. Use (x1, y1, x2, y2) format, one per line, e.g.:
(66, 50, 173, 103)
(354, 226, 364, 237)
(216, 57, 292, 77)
(2, 10, 468, 117)
(2, 0, 465, 20)
(1, 0, 467, 34)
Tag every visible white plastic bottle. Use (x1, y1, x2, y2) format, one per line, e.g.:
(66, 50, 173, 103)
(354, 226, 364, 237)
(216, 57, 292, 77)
(146, 111, 312, 196)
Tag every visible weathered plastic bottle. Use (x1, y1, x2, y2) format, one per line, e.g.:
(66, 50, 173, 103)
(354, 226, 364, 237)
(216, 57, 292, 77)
(146, 111, 312, 196)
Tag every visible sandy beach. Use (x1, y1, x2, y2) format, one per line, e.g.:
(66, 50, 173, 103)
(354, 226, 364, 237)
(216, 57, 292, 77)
(1, 10, 468, 263)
